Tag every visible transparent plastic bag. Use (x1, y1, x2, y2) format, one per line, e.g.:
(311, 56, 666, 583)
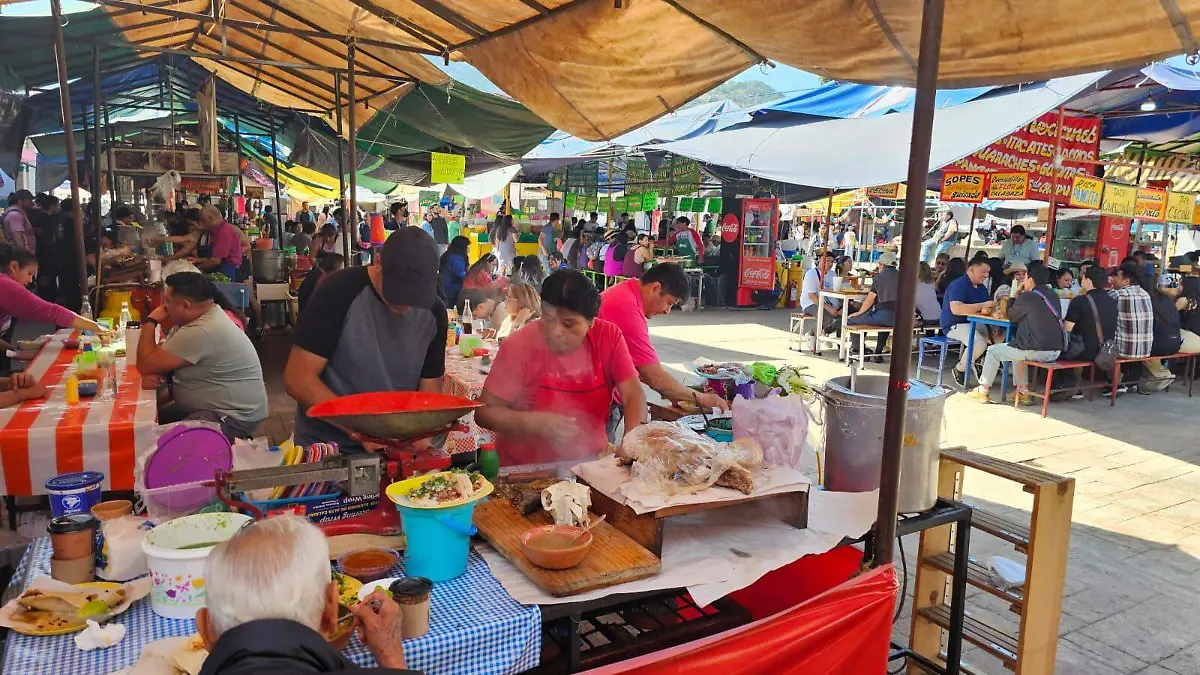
(732, 394, 810, 471)
(620, 422, 761, 496)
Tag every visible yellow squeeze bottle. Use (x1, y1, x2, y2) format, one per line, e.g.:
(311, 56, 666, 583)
(65, 375, 80, 405)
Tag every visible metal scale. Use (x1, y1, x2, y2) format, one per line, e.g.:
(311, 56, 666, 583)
(213, 392, 482, 538)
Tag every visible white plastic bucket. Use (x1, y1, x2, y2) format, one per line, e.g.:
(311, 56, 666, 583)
(141, 512, 251, 619)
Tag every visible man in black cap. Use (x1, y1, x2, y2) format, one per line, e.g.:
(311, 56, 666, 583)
(2, 189, 35, 252)
(284, 227, 448, 452)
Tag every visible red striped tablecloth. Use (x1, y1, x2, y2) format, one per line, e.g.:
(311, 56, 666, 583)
(444, 342, 496, 454)
(0, 330, 158, 495)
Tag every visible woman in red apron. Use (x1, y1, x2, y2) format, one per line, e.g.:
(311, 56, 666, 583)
(477, 270, 645, 466)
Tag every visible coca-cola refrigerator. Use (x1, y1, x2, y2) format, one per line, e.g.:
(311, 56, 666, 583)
(1051, 212, 1132, 271)
(739, 198, 778, 293)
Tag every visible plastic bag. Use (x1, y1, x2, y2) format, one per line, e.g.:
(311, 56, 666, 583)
(620, 422, 763, 496)
(96, 515, 153, 581)
(232, 436, 283, 502)
(732, 394, 810, 471)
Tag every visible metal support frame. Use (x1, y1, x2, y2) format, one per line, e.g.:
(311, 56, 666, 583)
(268, 109, 284, 232)
(334, 72, 350, 263)
(104, 104, 118, 207)
(92, 43, 104, 228)
(874, 0, 946, 568)
(1043, 105, 1067, 254)
(51, 0, 89, 305)
(233, 115, 246, 196)
(347, 43, 360, 263)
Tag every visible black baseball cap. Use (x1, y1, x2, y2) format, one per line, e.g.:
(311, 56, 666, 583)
(381, 227, 439, 308)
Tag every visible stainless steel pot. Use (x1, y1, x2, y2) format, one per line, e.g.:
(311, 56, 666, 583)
(252, 249, 286, 283)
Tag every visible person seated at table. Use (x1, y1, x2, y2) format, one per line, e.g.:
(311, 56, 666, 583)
(495, 282, 541, 340)
(0, 245, 106, 351)
(941, 257, 995, 387)
(1053, 266, 1077, 293)
(513, 254, 547, 291)
(933, 252, 950, 281)
(1138, 271, 1183, 393)
(990, 262, 1027, 303)
(936, 257, 965, 302)
(193, 205, 245, 281)
(0, 372, 46, 409)
(800, 252, 841, 334)
(1060, 265, 1118, 398)
(298, 253, 346, 317)
(138, 273, 268, 440)
(599, 263, 729, 415)
(623, 232, 655, 279)
(1105, 262, 1154, 395)
(285, 228, 447, 453)
(476, 270, 646, 466)
(604, 231, 628, 279)
(999, 224, 1038, 268)
(548, 251, 567, 271)
(196, 516, 418, 675)
(915, 262, 942, 328)
(847, 251, 899, 362)
(462, 253, 506, 300)
(1174, 275, 1200, 353)
(967, 264, 1063, 405)
(439, 236, 470, 308)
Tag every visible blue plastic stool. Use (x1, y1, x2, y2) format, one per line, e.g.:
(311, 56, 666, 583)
(917, 335, 961, 387)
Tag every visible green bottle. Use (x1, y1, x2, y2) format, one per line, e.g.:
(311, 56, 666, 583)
(478, 443, 500, 482)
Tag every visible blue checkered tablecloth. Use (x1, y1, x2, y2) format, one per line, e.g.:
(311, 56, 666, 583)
(1, 537, 541, 675)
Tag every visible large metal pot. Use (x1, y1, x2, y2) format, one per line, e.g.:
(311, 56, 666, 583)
(252, 249, 286, 283)
(820, 375, 948, 513)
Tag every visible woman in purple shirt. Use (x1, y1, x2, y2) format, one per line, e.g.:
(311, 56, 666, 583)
(0, 246, 104, 354)
(604, 232, 628, 278)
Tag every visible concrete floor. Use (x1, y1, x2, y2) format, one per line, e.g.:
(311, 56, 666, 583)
(19, 304, 1200, 674)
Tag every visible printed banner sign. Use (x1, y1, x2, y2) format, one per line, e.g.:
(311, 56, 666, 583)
(614, 196, 627, 211)
(624, 194, 639, 212)
(678, 197, 693, 211)
(102, 147, 240, 176)
(865, 183, 901, 199)
(642, 192, 658, 211)
(243, 185, 264, 199)
(1068, 176, 1104, 209)
(1100, 183, 1137, 218)
(986, 172, 1029, 200)
(1135, 187, 1167, 222)
(952, 111, 1101, 203)
(418, 190, 440, 208)
(707, 197, 723, 214)
(940, 171, 986, 203)
(625, 157, 702, 194)
(1166, 191, 1198, 224)
(599, 196, 610, 211)
(584, 195, 598, 211)
(430, 152, 466, 184)
(564, 193, 577, 209)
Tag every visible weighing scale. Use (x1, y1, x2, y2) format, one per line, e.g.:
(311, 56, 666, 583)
(213, 392, 482, 543)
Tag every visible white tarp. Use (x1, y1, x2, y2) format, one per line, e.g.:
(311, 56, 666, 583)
(653, 72, 1106, 190)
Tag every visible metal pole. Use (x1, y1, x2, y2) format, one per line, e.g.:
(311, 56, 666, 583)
(874, 0, 945, 568)
(962, 204, 978, 261)
(347, 43, 361, 262)
(821, 187, 834, 259)
(334, 71, 350, 262)
(1043, 105, 1066, 256)
(665, 153, 677, 220)
(92, 43, 103, 227)
(607, 157, 615, 225)
(268, 109, 283, 237)
(103, 104, 118, 207)
(51, 0, 89, 304)
(233, 115, 246, 196)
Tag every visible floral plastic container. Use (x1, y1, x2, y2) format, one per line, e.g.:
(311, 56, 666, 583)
(141, 512, 251, 619)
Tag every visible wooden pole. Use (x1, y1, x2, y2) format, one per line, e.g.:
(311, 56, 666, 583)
(334, 71, 350, 262)
(51, 0, 88, 304)
(1043, 105, 1066, 257)
(874, 0, 946, 568)
(347, 43, 360, 262)
(92, 43, 103, 227)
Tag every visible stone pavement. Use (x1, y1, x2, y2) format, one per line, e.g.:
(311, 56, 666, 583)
(215, 307, 1200, 674)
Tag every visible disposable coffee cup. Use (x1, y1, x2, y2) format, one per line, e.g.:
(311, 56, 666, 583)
(124, 327, 140, 366)
(389, 577, 432, 639)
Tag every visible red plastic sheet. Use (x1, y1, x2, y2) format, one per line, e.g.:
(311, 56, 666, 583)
(580, 559, 897, 675)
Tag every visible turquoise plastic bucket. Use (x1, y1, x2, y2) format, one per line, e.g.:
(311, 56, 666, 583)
(395, 500, 479, 581)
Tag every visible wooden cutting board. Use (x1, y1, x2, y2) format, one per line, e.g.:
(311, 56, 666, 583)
(474, 499, 661, 597)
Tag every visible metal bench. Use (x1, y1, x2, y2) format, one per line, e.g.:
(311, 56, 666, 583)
(1015, 359, 1099, 418)
(916, 335, 961, 388)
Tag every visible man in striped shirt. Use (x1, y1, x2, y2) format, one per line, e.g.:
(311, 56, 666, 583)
(1107, 262, 1154, 393)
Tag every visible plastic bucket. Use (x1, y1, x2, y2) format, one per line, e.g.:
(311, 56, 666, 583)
(46, 472, 104, 518)
(394, 501, 478, 582)
(142, 512, 251, 619)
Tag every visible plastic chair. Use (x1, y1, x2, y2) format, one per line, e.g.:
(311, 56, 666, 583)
(917, 335, 961, 387)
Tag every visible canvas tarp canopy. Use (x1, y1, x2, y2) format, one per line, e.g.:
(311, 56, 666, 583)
(5, 0, 1198, 143)
(652, 72, 1106, 190)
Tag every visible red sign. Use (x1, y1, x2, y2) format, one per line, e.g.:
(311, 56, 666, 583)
(950, 111, 1101, 203)
(739, 198, 777, 291)
(720, 213, 740, 243)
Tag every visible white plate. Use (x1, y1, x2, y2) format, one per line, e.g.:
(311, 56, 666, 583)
(357, 577, 402, 602)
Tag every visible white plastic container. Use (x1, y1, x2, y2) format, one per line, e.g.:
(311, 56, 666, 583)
(141, 512, 251, 619)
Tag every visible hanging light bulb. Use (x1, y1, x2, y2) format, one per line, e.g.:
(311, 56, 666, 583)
(1140, 100, 1158, 111)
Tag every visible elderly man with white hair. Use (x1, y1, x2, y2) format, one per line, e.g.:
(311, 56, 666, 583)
(195, 516, 419, 675)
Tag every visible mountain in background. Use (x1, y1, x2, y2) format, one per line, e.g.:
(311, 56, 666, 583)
(686, 80, 781, 109)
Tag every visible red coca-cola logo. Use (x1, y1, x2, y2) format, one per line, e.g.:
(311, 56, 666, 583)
(743, 267, 771, 280)
(721, 213, 739, 243)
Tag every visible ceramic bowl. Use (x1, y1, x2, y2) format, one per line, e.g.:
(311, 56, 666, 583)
(520, 525, 593, 570)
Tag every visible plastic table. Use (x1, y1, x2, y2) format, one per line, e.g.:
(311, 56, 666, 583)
(964, 314, 1013, 399)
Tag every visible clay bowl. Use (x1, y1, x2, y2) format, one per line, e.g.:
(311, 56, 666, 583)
(520, 525, 593, 570)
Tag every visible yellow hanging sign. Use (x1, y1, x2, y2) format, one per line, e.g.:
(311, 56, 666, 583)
(1135, 187, 1168, 222)
(1100, 183, 1137, 218)
(865, 183, 901, 199)
(430, 152, 466, 184)
(1165, 191, 1198, 224)
(986, 172, 1029, 200)
(1067, 176, 1104, 209)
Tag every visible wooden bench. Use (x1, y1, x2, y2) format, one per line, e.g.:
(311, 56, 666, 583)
(788, 312, 816, 352)
(1015, 360, 1098, 418)
(845, 324, 894, 367)
(1108, 352, 1198, 406)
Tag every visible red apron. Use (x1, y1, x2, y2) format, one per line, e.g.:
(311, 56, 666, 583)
(496, 332, 612, 466)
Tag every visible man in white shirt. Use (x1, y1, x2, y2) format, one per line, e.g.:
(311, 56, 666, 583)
(999, 225, 1039, 268)
(800, 252, 839, 333)
(919, 210, 958, 262)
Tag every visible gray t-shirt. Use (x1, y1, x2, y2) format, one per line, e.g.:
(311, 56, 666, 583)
(163, 305, 268, 423)
(289, 232, 313, 252)
(872, 266, 899, 309)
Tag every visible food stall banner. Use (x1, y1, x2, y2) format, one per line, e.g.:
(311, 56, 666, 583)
(986, 172, 1029, 200)
(1068, 176, 1104, 209)
(707, 197, 723, 214)
(625, 157, 702, 195)
(1101, 183, 1137, 218)
(642, 192, 659, 211)
(1135, 187, 1168, 222)
(564, 193, 577, 209)
(940, 171, 986, 203)
(546, 161, 600, 196)
(681, 197, 696, 211)
(582, 562, 895, 675)
(614, 196, 627, 211)
(418, 190, 440, 208)
(865, 183, 900, 199)
(1166, 191, 1198, 224)
(625, 194, 640, 212)
(430, 152, 466, 184)
(584, 195, 598, 211)
(951, 111, 1101, 203)
(102, 146, 241, 176)
(599, 196, 610, 211)
(243, 185, 264, 199)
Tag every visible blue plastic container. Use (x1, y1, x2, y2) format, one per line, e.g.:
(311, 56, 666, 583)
(46, 471, 105, 518)
(395, 500, 479, 582)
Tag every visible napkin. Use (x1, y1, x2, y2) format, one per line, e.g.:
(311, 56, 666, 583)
(75, 620, 127, 650)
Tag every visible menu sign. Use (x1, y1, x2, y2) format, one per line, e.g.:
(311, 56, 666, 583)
(986, 172, 1029, 200)
(1165, 191, 1197, 224)
(1067, 176, 1104, 209)
(1100, 183, 1137, 218)
(940, 171, 986, 203)
(1135, 188, 1167, 222)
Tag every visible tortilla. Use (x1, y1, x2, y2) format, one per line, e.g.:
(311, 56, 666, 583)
(173, 634, 208, 675)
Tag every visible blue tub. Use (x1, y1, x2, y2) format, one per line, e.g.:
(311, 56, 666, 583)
(46, 471, 104, 518)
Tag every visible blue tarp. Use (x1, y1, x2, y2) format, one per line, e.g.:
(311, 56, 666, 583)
(748, 81, 994, 120)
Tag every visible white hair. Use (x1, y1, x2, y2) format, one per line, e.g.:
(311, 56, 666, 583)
(204, 515, 331, 637)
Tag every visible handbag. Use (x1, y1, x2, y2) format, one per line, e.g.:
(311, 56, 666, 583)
(1086, 293, 1119, 371)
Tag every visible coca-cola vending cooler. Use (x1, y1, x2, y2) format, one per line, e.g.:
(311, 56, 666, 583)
(1051, 212, 1132, 271)
(738, 198, 778, 301)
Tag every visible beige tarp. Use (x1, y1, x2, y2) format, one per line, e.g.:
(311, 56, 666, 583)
(10, 0, 1200, 141)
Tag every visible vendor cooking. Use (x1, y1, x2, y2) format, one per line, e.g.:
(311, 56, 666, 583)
(476, 270, 646, 466)
(285, 227, 448, 452)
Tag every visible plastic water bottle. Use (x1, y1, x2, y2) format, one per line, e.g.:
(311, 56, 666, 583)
(80, 299, 93, 322)
(118, 302, 132, 341)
